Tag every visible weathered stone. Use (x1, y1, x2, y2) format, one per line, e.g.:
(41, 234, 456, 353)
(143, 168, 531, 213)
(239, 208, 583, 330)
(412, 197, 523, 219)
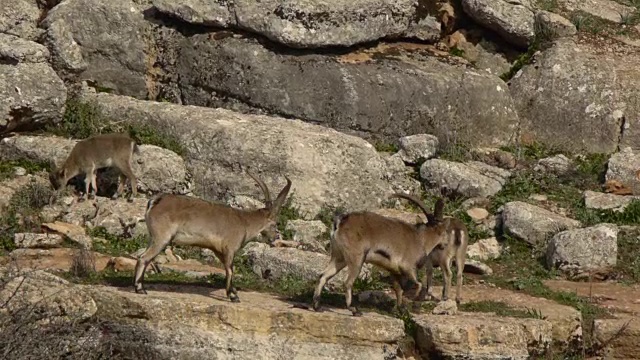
(356, 283, 581, 346)
(510, 38, 640, 154)
(420, 159, 511, 198)
(432, 299, 458, 315)
(546, 223, 618, 275)
(41, 221, 93, 249)
(153, 0, 441, 48)
(44, 17, 88, 74)
(464, 259, 493, 275)
(446, 30, 512, 77)
(41, 0, 150, 97)
(606, 147, 640, 195)
(285, 219, 328, 253)
(243, 243, 371, 289)
(168, 34, 520, 148)
(534, 10, 576, 40)
(593, 317, 640, 360)
(382, 153, 422, 195)
(534, 154, 572, 175)
(466, 237, 501, 261)
(471, 146, 517, 169)
(466, 207, 489, 221)
(79, 90, 393, 217)
(14, 233, 64, 249)
(0, 0, 43, 40)
(397, 133, 439, 164)
(0, 62, 67, 133)
(584, 190, 640, 212)
(87, 285, 406, 359)
(414, 313, 552, 359)
(0, 33, 50, 63)
(0, 135, 189, 195)
(501, 201, 581, 245)
(461, 0, 535, 48)
(0, 269, 97, 321)
(561, 0, 637, 24)
(41, 196, 148, 239)
(4, 248, 112, 272)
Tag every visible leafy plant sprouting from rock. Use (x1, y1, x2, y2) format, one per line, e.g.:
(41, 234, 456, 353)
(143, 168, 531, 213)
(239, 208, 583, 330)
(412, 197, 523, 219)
(47, 98, 186, 156)
(0, 181, 53, 255)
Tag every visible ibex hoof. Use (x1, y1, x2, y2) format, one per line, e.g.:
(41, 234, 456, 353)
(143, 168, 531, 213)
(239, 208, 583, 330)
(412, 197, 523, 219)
(312, 300, 322, 312)
(110, 195, 119, 201)
(88, 194, 96, 200)
(230, 295, 241, 303)
(456, 297, 462, 305)
(127, 197, 134, 203)
(78, 197, 86, 203)
(134, 287, 147, 295)
(351, 309, 363, 317)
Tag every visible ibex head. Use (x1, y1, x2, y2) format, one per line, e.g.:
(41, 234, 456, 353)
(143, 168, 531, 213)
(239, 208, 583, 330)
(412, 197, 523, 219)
(246, 170, 292, 241)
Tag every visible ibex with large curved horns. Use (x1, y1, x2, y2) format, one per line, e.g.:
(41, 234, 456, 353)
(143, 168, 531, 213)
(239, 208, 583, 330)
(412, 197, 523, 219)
(134, 169, 292, 302)
(311, 192, 449, 316)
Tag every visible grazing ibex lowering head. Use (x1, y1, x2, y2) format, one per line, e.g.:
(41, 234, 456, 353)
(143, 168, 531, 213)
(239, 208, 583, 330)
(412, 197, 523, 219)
(49, 133, 139, 202)
(312, 193, 448, 316)
(134, 170, 292, 302)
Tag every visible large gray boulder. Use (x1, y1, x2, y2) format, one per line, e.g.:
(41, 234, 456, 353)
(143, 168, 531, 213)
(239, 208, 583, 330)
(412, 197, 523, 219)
(546, 224, 618, 276)
(0, 62, 67, 133)
(0, 0, 44, 40)
(606, 147, 640, 195)
(0, 33, 50, 64)
(169, 33, 520, 148)
(510, 38, 640, 154)
(461, 0, 535, 48)
(420, 159, 511, 197)
(501, 201, 581, 245)
(153, 0, 441, 48)
(41, 0, 150, 98)
(78, 89, 393, 217)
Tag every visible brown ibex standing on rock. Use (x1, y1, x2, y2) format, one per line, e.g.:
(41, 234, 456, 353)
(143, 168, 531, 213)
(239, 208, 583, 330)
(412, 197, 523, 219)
(49, 133, 139, 202)
(312, 193, 450, 316)
(134, 170, 292, 303)
(417, 212, 469, 305)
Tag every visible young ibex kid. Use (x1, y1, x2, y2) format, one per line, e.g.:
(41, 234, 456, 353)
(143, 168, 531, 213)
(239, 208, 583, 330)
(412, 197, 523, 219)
(49, 133, 139, 202)
(417, 214, 469, 304)
(134, 171, 292, 303)
(311, 193, 449, 316)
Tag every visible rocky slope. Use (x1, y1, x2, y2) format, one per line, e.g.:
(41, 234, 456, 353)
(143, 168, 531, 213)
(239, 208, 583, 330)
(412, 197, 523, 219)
(3, 0, 640, 359)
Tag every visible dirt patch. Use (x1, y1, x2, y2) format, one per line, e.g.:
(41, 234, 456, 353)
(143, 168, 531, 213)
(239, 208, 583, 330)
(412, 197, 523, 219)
(545, 279, 640, 316)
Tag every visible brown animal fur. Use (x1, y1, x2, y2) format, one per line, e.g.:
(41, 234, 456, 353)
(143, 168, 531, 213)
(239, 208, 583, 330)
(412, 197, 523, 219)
(417, 215, 469, 304)
(49, 133, 139, 202)
(134, 171, 292, 302)
(311, 193, 449, 316)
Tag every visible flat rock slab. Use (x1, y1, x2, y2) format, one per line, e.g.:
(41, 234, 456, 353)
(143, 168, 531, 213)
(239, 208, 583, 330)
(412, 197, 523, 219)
(433, 284, 582, 344)
(593, 316, 640, 360)
(545, 279, 640, 316)
(414, 312, 552, 359)
(562, 0, 637, 23)
(86, 284, 405, 359)
(501, 201, 581, 245)
(584, 190, 640, 212)
(153, 0, 441, 48)
(2, 248, 113, 272)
